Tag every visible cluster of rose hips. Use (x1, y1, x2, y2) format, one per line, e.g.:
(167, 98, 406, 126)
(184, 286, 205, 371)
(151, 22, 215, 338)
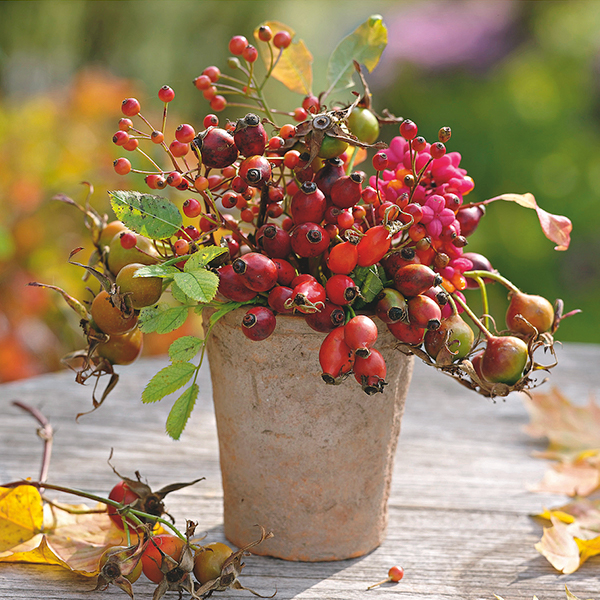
(98, 26, 565, 399)
(96, 474, 272, 599)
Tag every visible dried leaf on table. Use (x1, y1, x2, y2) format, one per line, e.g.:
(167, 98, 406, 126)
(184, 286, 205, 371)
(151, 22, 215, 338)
(534, 500, 600, 573)
(0, 485, 136, 576)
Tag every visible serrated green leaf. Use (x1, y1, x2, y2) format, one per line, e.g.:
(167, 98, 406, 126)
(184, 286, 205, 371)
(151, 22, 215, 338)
(168, 336, 203, 362)
(134, 264, 179, 279)
(254, 21, 312, 94)
(325, 15, 387, 97)
(172, 270, 219, 303)
(171, 281, 193, 304)
(109, 190, 182, 240)
(166, 384, 199, 440)
(138, 303, 188, 334)
(142, 362, 196, 404)
(184, 247, 228, 271)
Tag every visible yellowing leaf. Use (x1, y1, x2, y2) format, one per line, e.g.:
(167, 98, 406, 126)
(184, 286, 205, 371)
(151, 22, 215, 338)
(325, 15, 387, 97)
(0, 501, 137, 576)
(566, 584, 596, 600)
(535, 508, 576, 524)
(0, 485, 43, 552)
(523, 389, 600, 458)
(574, 536, 600, 567)
(483, 192, 572, 250)
(255, 21, 312, 95)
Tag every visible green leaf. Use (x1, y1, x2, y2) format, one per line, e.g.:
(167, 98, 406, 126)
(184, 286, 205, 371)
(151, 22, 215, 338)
(138, 303, 188, 334)
(168, 336, 203, 363)
(325, 15, 387, 97)
(166, 384, 199, 440)
(171, 281, 194, 305)
(172, 270, 219, 303)
(134, 264, 179, 279)
(142, 362, 196, 404)
(254, 21, 312, 94)
(108, 190, 182, 240)
(184, 247, 228, 271)
(203, 300, 257, 326)
(353, 264, 384, 305)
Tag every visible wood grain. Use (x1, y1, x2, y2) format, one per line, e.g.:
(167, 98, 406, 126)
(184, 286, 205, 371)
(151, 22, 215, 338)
(1, 342, 599, 599)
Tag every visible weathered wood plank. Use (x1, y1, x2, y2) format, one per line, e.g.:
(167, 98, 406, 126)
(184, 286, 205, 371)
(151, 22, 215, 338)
(1, 342, 599, 599)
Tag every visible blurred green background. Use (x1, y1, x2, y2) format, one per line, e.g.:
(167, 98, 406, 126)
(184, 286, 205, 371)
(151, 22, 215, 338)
(0, 0, 598, 382)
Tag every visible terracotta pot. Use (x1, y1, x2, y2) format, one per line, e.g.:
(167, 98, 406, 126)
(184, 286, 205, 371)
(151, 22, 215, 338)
(204, 308, 413, 561)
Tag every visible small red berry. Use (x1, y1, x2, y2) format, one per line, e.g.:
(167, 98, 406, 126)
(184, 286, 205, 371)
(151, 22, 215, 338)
(194, 75, 211, 90)
(400, 119, 418, 140)
(112, 130, 129, 146)
(242, 44, 258, 63)
(273, 30, 292, 49)
(119, 231, 137, 250)
(182, 198, 202, 218)
(175, 123, 195, 143)
(258, 25, 272, 42)
(203, 66, 221, 82)
(430, 141, 446, 159)
(169, 140, 189, 157)
(229, 35, 248, 55)
(151, 130, 164, 144)
(158, 85, 175, 103)
(203, 114, 219, 128)
(121, 97, 140, 117)
(123, 138, 139, 152)
(293, 107, 308, 122)
(210, 95, 227, 111)
(118, 118, 133, 131)
(302, 95, 320, 114)
(113, 158, 131, 175)
(166, 171, 182, 187)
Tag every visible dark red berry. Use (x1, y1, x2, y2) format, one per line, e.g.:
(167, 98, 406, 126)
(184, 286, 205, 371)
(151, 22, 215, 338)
(290, 222, 329, 258)
(232, 252, 278, 292)
(195, 127, 238, 169)
(242, 306, 276, 341)
(319, 326, 354, 384)
(353, 349, 387, 395)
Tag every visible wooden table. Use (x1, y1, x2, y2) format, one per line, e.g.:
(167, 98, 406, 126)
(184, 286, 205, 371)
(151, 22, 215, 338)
(1, 342, 599, 599)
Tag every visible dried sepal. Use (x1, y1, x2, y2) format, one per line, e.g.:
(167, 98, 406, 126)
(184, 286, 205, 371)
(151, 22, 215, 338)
(107, 458, 204, 527)
(95, 533, 147, 598)
(195, 526, 276, 598)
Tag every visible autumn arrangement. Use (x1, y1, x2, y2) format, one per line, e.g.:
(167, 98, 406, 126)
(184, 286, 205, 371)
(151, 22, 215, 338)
(1, 14, 584, 597)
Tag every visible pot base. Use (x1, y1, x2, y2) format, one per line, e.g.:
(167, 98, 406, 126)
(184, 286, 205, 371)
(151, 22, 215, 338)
(205, 309, 413, 561)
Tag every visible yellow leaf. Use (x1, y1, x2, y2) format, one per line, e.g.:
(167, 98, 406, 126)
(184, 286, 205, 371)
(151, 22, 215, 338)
(566, 584, 596, 600)
(0, 501, 137, 576)
(0, 485, 44, 552)
(574, 535, 600, 568)
(255, 21, 312, 95)
(534, 515, 581, 574)
(535, 507, 576, 524)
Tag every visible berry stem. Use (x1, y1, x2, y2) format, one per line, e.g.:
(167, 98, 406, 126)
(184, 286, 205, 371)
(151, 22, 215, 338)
(470, 274, 491, 330)
(452, 293, 493, 340)
(134, 147, 164, 173)
(464, 269, 520, 294)
(12, 401, 53, 485)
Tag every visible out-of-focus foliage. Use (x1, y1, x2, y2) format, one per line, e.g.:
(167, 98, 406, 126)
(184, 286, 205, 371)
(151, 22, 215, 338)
(0, 0, 597, 382)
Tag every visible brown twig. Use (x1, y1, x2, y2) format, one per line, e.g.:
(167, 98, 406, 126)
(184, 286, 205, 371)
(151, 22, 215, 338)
(12, 400, 54, 486)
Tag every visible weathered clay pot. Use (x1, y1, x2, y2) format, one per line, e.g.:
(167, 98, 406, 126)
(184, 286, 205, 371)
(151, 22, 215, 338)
(204, 308, 413, 561)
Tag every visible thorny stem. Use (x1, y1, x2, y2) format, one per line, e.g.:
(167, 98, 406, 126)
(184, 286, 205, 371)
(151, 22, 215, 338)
(12, 401, 53, 486)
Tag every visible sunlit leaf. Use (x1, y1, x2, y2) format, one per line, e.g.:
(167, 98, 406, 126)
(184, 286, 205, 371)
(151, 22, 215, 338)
(254, 21, 312, 95)
(0, 499, 133, 576)
(325, 15, 387, 97)
(168, 336, 203, 363)
(138, 303, 189, 334)
(0, 486, 43, 553)
(166, 383, 199, 440)
(531, 451, 600, 497)
(142, 361, 196, 404)
(534, 515, 581, 574)
(173, 269, 219, 303)
(183, 246, 227, 270)
(109, 190, 182, 240)
(483, 192, 572, 250)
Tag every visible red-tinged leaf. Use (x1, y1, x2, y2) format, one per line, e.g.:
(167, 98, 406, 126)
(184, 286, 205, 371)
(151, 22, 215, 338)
(482, 192, 572, 250)
(254, 21, 312, 95)
(534, 515, 581, 574)
(523, 388, 600, 458)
